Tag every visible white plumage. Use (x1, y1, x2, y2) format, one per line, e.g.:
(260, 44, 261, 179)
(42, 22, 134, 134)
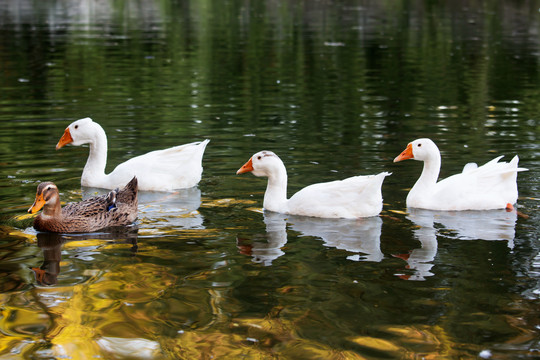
(237, 150, 390, 218)
(394, 138, 527, 210)
(56, 117, 209, 191)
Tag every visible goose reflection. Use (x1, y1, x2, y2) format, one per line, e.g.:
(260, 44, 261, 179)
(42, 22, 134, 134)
(408, 208, 517, 246)
(394, 211, 438, 281)
(236, 212, 288, 266)
(396, 208, 518, 281)
(32, 227, 138, 286)
(287, 215, 384, 262)
(83, 186, 204, 230)
(237, 212, 383, 265)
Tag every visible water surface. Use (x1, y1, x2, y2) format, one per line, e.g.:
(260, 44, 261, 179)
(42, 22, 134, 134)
(0, 1, 539, 358)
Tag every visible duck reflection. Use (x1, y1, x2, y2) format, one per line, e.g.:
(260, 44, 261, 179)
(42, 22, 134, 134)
(32, 227, 138, 286)
(396, 208, 518, 281)
(83, 186, 204, 230)
(32, 233, 63, 286)
(237, 212, 383, 266)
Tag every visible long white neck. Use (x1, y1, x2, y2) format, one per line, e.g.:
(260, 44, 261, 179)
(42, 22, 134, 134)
(262, 163, 289, 213)
(411, 151, 441, 194)
(81, 125, 108, 185)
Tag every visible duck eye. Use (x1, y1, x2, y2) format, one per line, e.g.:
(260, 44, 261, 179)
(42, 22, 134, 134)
(417, 143, 422, 147)
(257, 156, 262, 160)
(74, 125, 78, 129)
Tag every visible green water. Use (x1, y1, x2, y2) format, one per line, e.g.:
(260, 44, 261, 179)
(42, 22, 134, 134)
(0, 0, 538, 358)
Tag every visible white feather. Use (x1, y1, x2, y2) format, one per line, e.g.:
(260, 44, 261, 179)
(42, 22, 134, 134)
(237, 150, 390, 218)
(59, 117, 209, 191)
(396, 138, 527, 210)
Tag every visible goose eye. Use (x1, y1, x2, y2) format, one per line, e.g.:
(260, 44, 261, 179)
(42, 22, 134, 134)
(417, 143, 422, 147)
(257, 156, 262, 160)
(74, 125, 79, 129)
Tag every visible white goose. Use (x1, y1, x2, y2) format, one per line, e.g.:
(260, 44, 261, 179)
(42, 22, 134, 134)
(393, 138, 528, 211)
(236, 151, 390, 218)
(56, 117, 209, 191)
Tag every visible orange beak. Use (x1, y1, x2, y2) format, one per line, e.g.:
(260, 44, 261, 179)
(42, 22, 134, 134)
(236, 157, 254, 174)
(28, 193, 46, 214)
(56, 128, 73, 150)
(393, 143, 414, 162)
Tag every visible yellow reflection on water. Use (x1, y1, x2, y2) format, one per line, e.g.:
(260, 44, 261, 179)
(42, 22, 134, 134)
(201, 198, 257, 208)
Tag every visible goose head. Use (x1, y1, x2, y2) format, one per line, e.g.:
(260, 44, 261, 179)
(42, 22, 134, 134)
(56, 117, 98, 149)
(394, 138, 440, 163)
(236, 151, 285, 178)
(28, 182, 60, 215)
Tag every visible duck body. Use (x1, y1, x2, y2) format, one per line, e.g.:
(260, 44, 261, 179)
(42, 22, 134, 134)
(29, 177, 138, 233)
(237, 151, 390, 218)
(56, 117, 209, 191)
(394, 138, 528, 211)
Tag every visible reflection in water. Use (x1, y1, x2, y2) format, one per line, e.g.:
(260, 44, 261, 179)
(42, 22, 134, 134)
(397, 208, 518, 281)
(83, 187, 204, 231)
(287, 215, 384, 262)
(0, 0, 538, 356)
(236, 212, 288, 266)
(409, 208, 517, 246)
(0, 0, 163, 27)
(33, 228, 138, 286)
(96, 337, 160, 359)
(32, 233, 63, 286)
(394, 218, 438, 281)
(238, 212, 383, 265)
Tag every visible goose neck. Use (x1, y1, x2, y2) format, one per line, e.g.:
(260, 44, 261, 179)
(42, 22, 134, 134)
(83, 127, 108, 180)
(417, 152, 441, 186)
(263, 166, 289, 212)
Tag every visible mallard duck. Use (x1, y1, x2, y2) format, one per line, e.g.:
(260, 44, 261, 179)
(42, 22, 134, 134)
(393, 138, 528, 210)
(56, 117, 209, 191)
(28, 177, 138, 233)
(236, 150, 390, 218)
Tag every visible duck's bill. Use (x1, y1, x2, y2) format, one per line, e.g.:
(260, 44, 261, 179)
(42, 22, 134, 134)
(56, 128, 73, 150)
(393, 143, 414, 162)
(236, 157, 254, 174)
(28, 195, 46, 214)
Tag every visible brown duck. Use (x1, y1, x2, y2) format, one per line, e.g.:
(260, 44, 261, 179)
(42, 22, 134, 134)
(28, 177, 138, 233)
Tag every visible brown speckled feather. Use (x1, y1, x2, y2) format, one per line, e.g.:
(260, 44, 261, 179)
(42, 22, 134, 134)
(32, 177, 138, 233)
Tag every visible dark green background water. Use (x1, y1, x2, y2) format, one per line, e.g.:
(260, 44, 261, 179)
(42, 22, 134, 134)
(0, 0, 538, 358)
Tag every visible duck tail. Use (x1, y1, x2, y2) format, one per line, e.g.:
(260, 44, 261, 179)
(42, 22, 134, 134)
(117, 176, 138, 205)
(123, 176, 138, 191)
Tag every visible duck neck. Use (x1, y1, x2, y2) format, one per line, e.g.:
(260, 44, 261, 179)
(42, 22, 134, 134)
(82, 125, 108, 184)
(41, 197, 63, 219)
(263, 164, 289, 213)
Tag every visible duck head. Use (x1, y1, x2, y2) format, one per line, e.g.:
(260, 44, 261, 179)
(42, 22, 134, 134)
(56, 117, 98, 150)
(28, 182, 61, 216)
(236, 151, 285, 178)
(394, 138, 440, 162)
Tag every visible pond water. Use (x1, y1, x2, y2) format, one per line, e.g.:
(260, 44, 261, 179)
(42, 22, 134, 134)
(0, 0, 539, 358)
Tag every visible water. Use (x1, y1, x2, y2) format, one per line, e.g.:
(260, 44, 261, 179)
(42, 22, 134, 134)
(0, 0, 539, 358)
